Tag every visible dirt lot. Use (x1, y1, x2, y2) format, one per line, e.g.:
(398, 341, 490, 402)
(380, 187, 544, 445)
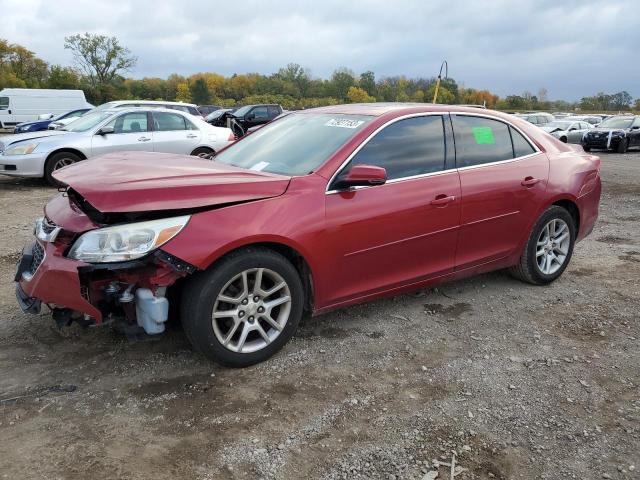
(0, 152, 638, 480)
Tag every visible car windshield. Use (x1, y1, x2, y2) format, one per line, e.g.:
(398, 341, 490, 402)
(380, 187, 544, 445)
(215, 113, 372, 176)
(206, 109, 229, 121)
(545, 121, 572, 129)
(598, 117, 633, 129)
(232, 105, 252, 117)
(62, 111, 112, 132)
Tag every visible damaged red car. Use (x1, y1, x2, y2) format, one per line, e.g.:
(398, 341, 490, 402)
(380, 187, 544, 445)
(15, 104, 601, 367)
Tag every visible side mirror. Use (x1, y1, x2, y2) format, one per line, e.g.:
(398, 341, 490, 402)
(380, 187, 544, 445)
(337, 165, 387, 189)
(97, 126, 115, 135)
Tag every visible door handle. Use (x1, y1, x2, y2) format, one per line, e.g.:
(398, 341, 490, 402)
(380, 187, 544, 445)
(138, 136, 151, 142)
(430, 194, 456, 207)
(186, 134, 198, 139)
(521, 176, 540, 187)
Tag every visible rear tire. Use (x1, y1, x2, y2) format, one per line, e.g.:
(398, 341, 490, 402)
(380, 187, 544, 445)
(44, 151, 82, 186)
(509, 206, 576, 285)
(181, 247, 304, 367)
(560, 136, 567, 143)
(582, 146, 591, 152)
(616, 138, 628, 154)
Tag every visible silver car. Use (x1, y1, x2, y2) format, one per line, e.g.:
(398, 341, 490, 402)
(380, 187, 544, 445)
(541, 120, 593, 143)
(0, 107, 235, 185)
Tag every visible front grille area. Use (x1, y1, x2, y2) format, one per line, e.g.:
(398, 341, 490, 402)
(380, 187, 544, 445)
(41, 217, 58, 235)
(30, 242, 45, 276)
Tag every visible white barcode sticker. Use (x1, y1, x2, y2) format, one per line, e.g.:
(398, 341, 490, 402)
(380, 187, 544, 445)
(325, 118, 364, 129)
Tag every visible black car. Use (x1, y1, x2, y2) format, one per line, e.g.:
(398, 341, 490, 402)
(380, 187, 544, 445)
(231, 104, 283, 130)
(198, 105, 222, 116)
(582, 115, 640, 153)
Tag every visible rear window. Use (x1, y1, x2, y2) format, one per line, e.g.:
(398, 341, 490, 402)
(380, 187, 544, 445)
(452, 116, 514, 167)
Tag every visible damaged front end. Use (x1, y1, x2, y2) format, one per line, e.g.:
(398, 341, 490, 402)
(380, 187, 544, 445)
(15, 192, 197, 337)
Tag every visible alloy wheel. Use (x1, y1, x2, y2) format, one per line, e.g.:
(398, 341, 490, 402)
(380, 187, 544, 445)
(536, 218, 570, 275)
(211, 268, 292, 353)
(53, 157, 77, 170)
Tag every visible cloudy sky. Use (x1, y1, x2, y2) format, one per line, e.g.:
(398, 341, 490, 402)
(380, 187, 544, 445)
(2, 0, 639, 100)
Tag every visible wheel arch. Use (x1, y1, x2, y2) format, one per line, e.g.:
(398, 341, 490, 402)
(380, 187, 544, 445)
(551, 198, 580, 233)
(205, 240, 316, 313)
(46, 147, 88, 163)
(190, 145, 214, 156)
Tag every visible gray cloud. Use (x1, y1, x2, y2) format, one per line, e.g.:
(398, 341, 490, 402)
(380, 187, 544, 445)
(2, 0, 639, 100)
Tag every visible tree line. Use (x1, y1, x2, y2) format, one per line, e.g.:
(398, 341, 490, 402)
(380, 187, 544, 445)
(1, 34, 638, 112)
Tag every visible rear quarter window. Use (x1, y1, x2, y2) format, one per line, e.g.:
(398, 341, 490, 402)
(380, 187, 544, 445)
(510, 127, 536, 157)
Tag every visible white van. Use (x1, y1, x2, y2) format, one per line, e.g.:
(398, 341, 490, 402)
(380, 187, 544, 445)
(0, 89, 92, 128)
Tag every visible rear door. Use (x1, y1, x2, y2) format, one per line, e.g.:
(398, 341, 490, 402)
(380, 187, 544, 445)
(452, 114, 549, 270)
(91, 111, 152, 156)
(324, 114, 461, 304)
(151, 111, 201, 154)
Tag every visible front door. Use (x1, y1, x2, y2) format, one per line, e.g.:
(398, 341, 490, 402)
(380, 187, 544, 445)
(91, 111, 152, 156)
(452, 114, 549, 270)
(324, 115, 461, 305)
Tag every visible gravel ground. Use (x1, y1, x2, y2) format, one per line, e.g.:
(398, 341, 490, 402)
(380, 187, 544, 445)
(0, 151, 638, 479)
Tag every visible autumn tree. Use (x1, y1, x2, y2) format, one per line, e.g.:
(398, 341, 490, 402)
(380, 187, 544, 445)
(175, 82, 192, 103)
(346, 86, 375, 103)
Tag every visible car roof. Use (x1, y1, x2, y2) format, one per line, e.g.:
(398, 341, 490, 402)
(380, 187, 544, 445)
(99, 106, 199, 116)
(103, 100, 198, 107)
(301, 103, 532, 118)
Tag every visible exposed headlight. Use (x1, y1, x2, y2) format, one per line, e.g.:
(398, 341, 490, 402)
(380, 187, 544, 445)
(68, 215, 190, 263)
(3, 142, 38, 155)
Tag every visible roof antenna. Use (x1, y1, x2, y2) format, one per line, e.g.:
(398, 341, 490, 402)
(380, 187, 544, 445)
(432, 60, 448, 104)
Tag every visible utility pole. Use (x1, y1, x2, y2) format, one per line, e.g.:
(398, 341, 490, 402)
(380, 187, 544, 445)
(432, 60, 448, 104)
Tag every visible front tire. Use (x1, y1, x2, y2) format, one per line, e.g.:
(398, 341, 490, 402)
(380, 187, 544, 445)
(582, 145, 591, 152)
(191, 146, 214, 158)
(509, 206, 576, 285)
(616, 138, 628, 154)
(44, 151, 82, 186)
(181, 248, 304, 367)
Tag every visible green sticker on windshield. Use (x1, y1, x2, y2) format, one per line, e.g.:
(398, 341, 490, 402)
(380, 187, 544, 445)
(472, 126, 495, 144)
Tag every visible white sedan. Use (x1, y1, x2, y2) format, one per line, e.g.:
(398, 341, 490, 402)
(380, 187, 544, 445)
(541, 120, 593, 144)
(0, 107, 235, 185)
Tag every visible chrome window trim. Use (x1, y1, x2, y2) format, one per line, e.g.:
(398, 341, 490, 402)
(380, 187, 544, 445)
(325, 110, 541, 195)
(325, 112, 446, 194)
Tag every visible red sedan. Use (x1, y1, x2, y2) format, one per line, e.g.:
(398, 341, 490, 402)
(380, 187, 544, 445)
(15, 104, 601, 367)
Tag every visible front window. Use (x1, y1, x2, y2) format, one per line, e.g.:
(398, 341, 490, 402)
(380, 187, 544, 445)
(599, 117, 633, 129)
(0, 97, 9, 110)
(215, 113, 372, 176)
(104, 112, 148, 133)
(63, 111, 113, 132)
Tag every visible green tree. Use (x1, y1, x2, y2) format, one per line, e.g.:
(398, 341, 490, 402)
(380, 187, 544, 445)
(190, 78, 211, 104)
(330, 68, 356, 101)
(175, 82, 192, 103)
(64, 33, 137, 88)
(359, 71, 376, 97)
(48, 65, 80, 89)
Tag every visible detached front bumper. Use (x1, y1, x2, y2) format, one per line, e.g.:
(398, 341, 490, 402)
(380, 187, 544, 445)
(0, 152, 47, 177)
(582, 134, 624, 151)
(16, 239, 103, 320)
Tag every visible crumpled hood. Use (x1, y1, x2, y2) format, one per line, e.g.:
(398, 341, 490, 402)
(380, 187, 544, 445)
(52, 151, 291, 213)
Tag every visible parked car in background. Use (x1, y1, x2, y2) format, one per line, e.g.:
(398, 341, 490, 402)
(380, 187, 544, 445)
(94, 100, 201, 117)
(541, 120, 592, 143)
(48, 112, 91, 130)
(515, 112, 555, 126)
(581, 115, 640, 153)
(0, 88, 92, 129)
(15, 104, 601, 367)
(231, 104, 283, 131)
(565, 115, 602, 126)
(552, 112, 572, 119)
(12, 108, 91, 134)
(0, 107, 235, 185)
(198, 105, 222, 117)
